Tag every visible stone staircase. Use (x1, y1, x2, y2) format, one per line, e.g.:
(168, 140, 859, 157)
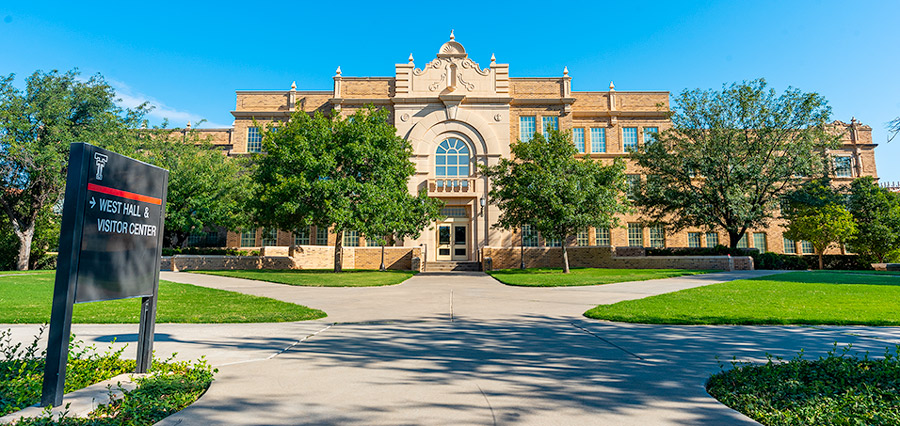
(424, 261, 482, 272)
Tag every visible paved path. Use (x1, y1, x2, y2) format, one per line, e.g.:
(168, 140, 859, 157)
(5, 270, 899, 425)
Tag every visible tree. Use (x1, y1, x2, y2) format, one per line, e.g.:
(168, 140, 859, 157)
(0, 70, 145, 270)
(357, 189, 443, 271)
(482, 130, 628, 273)
(889, 117, 900, 143)
(251, 106, 432, 272)
(631, 79, 839, 248)
(107, 126, 252, 248)
(782, 179, 857, 269)
(847, 176, 900, 263)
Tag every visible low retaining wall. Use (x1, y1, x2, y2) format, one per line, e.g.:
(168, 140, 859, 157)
(480, 246, 753, 271)
(162, 246, 423, 271)
(873, 263, 900, 271)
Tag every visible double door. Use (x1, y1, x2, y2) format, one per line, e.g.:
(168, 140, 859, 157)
(437, 223, 468, 261)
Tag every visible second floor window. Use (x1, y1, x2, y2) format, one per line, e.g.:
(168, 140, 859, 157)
(247, 127, 262, 153)
(833, 156, 852, 178)
(573, 128, 585, 153)
(643, 127, 658, 144)
(519, 116, 536, 141)
(542, 116, 558, 138)
(623, 127, 638, 150)
(590, 128, 606, 153)
(436, 138, 470, 177)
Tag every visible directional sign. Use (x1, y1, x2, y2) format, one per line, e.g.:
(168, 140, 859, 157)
(42, 142, 168, 407)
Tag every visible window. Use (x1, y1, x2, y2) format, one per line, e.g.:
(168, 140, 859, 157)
(261, 228, 278, 246)
(643, 127, 658, 144)
(753, 233, 768, 252)
(522, 225, 538, 247)
(542, 116, 558, 138)
(590, 128, 606, 153)
(366, 236, 382, 247)
(706, 232, 719, 247)
(294, 227, 310, 246)
(783, 237, 797, 254)
(627, 223, 644, 247)
(247, 127, 262, 153)
(595, 227, 611, 246)
(626, 174, 641, 200)
(572, 128, 585, 153)
(834, 156, 852, 178)
(545, 235, 562, 247)
(436, 138, 470, 178)
(188, 233, 204, 246)
(343, 230, 360, 247)
(736, 234, 749, 249)
(623, 127, 638, 150)
(649, 225, 665, 248)
(577, 229, 590, 246)
(441, 206, 467, 218)
(801, 240, 814, 254)
(316, 227, 328, 245)
(240, 229, 256, 247)
(688, 232, 702, 248)
(519, 116, 536, 141)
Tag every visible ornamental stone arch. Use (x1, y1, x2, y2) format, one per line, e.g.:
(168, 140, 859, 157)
(406, 107, 502, 161)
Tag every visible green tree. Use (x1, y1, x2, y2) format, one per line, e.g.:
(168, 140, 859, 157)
(108, 125, 252, 248)
(358, 189, 443, 271)
(482, 130, 628, 273)
(631, 79, 839, 248)
(889, 117, 900, 143)
(251, 106, 432, 272)
(847, 176, 900, 263)
(0, 70, 145, 270)
(783, 179, 857, 269)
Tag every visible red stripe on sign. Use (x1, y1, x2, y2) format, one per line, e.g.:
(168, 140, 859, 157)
(87, 183, 162, 205)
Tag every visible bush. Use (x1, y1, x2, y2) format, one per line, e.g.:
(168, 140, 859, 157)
(646, 246, 759, 257)
(752, 252, 873, 271)
(707, 344, 900, 426)
(161, 247, 258, 256)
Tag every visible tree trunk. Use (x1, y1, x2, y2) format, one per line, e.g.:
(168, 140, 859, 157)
(380, 244, 386, 271)
(13, 223, 35, 271)
(818, 251, 824, 270)
(333, 229, 344, 273)
(561, 243, 570, 274)
(728, 230, 741, 249)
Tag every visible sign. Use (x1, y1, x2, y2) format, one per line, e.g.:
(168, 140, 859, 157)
(41, 143, 168, 407)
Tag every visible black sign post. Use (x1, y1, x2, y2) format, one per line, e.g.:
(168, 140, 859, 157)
(41, 143, 168, 407)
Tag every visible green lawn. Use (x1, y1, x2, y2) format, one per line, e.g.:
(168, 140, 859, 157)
(585, 270, 900, 325)
(0, 271, 325, 323)
(191, 269, 416, 287)
(487, 267, 718, 287)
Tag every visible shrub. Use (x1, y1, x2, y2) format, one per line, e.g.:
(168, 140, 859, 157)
(161, 247, 258, 256)
(708, 344, 900, 426)
(645, 246, 759, 257)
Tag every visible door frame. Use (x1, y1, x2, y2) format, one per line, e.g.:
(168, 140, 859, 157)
(435, 216, 469, 261)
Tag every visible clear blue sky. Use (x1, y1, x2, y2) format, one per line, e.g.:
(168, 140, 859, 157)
(2, 1, 899, 180)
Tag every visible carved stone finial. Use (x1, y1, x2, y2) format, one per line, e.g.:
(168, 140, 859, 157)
(291, 81, 296, 90)
(450, 29, 455, 40)
(408, 53, 414, 63)
(186, 121, 191, 129)
(490, 53, 496, 63)
(335, 66, 342, 76)
(563, 66, 569, 76)
(851, 116, 857, 124)
(609, 81, 615, 91)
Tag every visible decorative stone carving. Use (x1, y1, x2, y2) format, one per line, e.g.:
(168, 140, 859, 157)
(493, 114, 502, 122)
(457, 74, 475, 91)
(400, 113, 410, 122)
(428, 72, 446, 92)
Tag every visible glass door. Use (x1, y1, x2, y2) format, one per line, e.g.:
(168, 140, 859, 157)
(452, 225, 468, 260)
(437, 225, 452, 261)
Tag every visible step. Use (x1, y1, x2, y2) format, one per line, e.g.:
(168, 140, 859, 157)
(424, 261, 482, 272)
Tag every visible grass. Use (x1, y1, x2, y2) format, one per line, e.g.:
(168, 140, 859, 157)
(707, 345, 900, 426)
(191, 269, 416, 287)
(585, 270, 900, 325)
(0, 271, 325, 323)
(487, 267, 718, 287)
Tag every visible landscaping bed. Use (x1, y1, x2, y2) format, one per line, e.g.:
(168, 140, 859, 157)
(191, 269, 416, 287)
(0, 271, 325, 323)
(487, 268, 717, 287)
(1, 329, 214, 424)
(585, 270, 900, 325)
(707, 346, 900, 426)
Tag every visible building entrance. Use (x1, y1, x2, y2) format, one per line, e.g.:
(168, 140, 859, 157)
(436, 222, 468, 261)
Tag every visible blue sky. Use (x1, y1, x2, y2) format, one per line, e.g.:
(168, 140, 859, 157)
(2, 1, 899, 180)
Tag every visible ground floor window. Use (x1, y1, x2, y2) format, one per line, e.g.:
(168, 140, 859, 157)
(753, 232, 768, 252)
(316, 227, 328, 245)
(343, 230, 360, 247)
(366, 236, 382, 247)
(240, 229, 256, 247)
(261, 228, 278, 246)
(188, 231, 217, 247)
(627, 223, 643, 247)
(649, 225, 665, 248)
(545, 237, 562, 247)
(595, 227, 610, 246)
(577, 229, 590, 246)
(688, 232, 701, 248)
(784, 237, 797, 254)
(294, 227, 310, 246)
(801, 240, 814, 254)
(522, 225, 538, 247)
(736, 234, 749, 249)
(705, 232, 719, 247)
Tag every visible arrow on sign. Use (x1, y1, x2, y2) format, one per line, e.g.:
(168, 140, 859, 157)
(89, 197, 96, 209)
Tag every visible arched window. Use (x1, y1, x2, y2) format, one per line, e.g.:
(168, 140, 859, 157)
(435, 138, 470, 177)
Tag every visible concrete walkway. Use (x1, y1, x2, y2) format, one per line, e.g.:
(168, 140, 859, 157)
(4, 270, 898, 425)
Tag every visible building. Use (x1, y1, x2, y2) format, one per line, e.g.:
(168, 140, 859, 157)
(196, 33, 878, 261)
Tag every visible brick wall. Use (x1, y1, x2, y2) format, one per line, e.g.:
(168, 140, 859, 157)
(162, 246, 423, 271)
(165, 255, 295, 272)
(481, 246, 752, 271)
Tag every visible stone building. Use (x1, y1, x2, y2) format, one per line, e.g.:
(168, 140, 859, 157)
(195, 33, 878, 261)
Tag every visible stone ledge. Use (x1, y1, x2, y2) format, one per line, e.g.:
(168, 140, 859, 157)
(0, 373, 142, 424)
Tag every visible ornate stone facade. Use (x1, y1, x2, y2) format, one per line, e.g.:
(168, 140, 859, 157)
(201, 33, 879, 260)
